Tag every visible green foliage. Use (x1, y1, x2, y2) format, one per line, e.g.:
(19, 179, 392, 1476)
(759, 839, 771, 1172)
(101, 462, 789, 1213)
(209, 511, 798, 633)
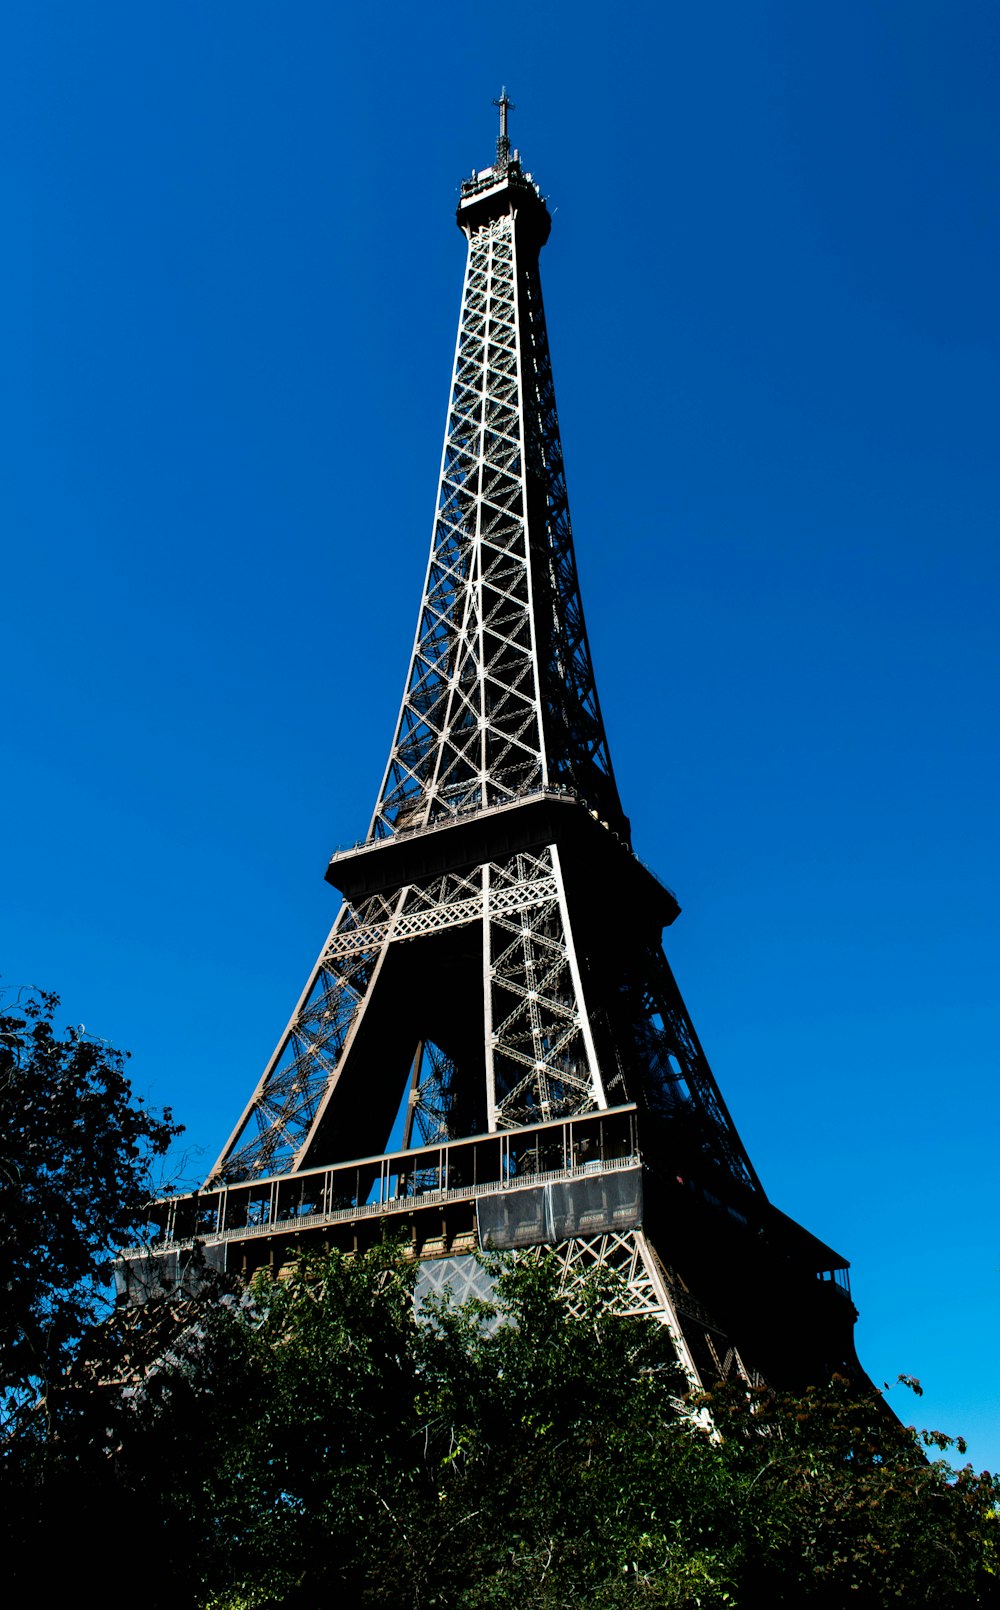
(0, 1233, 996, 1608)
(372, 1250, 717, 1607)
(3, 988, 992, 1604)
(702, 1374, 1000, 1607)
(0, 985, 181, 1402)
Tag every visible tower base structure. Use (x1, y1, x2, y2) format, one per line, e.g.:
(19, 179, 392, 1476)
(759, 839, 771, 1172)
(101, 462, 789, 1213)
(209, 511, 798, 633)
(121, 1098, 860, 1395)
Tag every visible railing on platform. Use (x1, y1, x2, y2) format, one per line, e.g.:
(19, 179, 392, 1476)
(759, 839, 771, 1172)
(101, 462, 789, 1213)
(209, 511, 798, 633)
(130, 1104, 640, 1255)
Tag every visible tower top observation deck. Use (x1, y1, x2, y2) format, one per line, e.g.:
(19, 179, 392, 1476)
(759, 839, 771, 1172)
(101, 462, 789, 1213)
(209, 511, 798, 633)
(458, 90, 551, 248)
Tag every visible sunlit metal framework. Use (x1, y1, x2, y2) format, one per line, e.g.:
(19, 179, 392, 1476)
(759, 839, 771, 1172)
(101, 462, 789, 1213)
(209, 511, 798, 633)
(211, 146, 755, 1200)
(136, 114, 863, 1395)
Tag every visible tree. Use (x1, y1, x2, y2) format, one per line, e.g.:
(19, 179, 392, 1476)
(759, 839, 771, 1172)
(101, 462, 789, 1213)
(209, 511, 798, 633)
(2, 988, 994, 1603)
(5, 1238, 993, 1608)
(702, 1373, 1000, 1608)
(0, 985, 182, 1405)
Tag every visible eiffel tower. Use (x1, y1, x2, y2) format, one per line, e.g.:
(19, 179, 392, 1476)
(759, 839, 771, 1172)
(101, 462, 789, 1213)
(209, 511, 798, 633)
(128, 96, 862, 1393)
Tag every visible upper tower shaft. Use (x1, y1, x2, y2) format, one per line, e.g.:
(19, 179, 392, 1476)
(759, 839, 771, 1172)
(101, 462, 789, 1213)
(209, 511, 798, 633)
(370, 127, 625, 843)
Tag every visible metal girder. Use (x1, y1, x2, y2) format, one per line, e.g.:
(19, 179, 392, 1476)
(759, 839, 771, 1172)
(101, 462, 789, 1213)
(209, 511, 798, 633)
(206, 151, 760, 1204)
(539, 1230, 703, 1394)
(540, 1230, 756, 1395)
(322, 867, 559, 960)
(369, 177, 624, 845)
(485, 844, 605, 1130)
(210, 842, 608, 1182)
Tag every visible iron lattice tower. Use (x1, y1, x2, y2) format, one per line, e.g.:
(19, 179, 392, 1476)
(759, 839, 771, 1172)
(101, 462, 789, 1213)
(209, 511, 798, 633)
(128, 104, 862, 1393)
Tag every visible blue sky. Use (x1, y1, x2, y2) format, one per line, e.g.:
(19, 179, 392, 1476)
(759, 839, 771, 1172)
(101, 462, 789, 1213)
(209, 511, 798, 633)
(2, 3, 998, 1467)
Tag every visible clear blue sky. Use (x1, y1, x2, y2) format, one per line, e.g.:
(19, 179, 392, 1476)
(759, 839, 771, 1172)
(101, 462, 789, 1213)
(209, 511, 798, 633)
(3, 3, 998, 1468)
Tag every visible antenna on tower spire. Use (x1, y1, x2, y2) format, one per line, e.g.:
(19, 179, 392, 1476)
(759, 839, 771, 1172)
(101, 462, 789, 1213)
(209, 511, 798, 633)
(492, 86, 515, 168)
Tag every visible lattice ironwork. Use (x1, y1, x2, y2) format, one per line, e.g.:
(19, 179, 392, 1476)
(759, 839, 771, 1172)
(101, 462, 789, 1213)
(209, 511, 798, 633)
(412, 1229, 750, 1397)
(211, 841, 607, 1181)
(536, 1230, 703, 1392)
(370, 212, 539, 836)
(401, 1040, 458, 1150)
(208, 124, 758, 1206)
(600, 941, 761, 1191)
(119, 101, 868, 1406)
(214, 892, 394, 1181)
(369, 160, 624, 844)
(545, 1231, 755, 1391)
(486, 845, 603, 1129)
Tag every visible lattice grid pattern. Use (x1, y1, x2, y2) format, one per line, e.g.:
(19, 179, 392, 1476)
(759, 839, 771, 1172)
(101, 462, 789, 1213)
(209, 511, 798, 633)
(211, 842, 607, 1182)
(213, 891, 399, 1182)
(528, 1229, 703, 1392)
(518, 253, 622, 830)
(605, 942, 760, 1192)
(402, 1041, 459, 1149)
(371, 214, 545, 838)
(412, 1231, 751, 1397)
(209, 161, 756, 1200)
(487, 846, 603, 1129)
(367, 160, 628, 846)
